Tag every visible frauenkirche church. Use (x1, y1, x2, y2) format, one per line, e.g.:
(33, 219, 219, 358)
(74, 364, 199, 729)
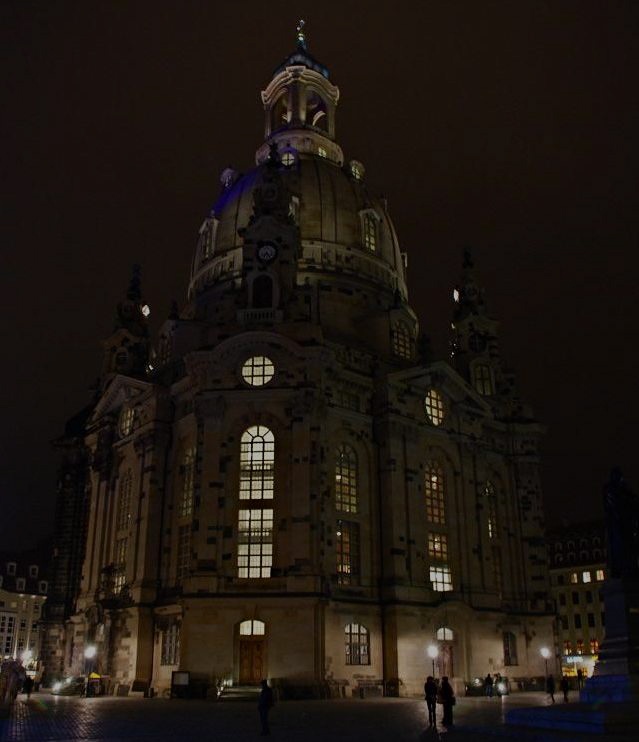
(43, 27, 554, 698)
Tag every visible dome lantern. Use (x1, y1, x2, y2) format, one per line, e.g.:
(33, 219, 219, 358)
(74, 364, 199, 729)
(256, 21, 343, 166)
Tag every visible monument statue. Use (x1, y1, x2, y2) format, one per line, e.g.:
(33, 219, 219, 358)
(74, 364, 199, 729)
(604, 467, 639, 578)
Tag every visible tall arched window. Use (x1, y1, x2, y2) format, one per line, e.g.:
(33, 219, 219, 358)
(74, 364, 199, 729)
(503, 631, 518, 665)
(362, 212, 378, 251)
(345, 623, 370, 665)
(484, 481, 498, 540)
(179, 448, 196, 518)
(116, 470, 132, 530)
(335, 445, 358, 513)
(424, 462, 445, 524)
(472, 363, 494, 396)
(238, 426, 275, 578)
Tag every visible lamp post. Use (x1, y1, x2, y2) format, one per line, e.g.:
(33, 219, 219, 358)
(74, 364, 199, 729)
(427, 644, 439, 677)
(84, 645, 97, 697)
(540, 646, 551, 678)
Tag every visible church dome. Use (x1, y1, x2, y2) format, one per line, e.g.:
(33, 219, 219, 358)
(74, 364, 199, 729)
(188, 153, 407, 300)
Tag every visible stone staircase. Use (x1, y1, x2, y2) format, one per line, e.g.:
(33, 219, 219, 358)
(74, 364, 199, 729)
(218, 685, 261, 702)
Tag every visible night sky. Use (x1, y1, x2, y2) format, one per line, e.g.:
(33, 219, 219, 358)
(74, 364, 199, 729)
(1, 1, 638, 552)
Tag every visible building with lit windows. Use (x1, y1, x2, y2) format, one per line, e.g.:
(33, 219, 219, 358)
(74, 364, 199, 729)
(45, 29, 553, 697)
(0, 550, 49, 677)
(547, 521, 607, 679)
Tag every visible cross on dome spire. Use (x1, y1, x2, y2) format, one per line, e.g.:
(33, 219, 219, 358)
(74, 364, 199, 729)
(296, 19, 306, 49)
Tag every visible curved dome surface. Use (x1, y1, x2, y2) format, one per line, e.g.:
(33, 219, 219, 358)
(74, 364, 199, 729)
(189, 153, 406, 299)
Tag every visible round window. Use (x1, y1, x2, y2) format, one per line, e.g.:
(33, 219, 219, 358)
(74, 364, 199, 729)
(281, 151, 296, 167)
(241, 356, 275, 386)
(424, 389, 444, 426)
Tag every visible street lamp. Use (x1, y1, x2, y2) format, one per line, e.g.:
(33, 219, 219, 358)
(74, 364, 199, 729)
(84, 645, 96, 673)
(540, 646, 551, 677)
(427, 644, 439, 677)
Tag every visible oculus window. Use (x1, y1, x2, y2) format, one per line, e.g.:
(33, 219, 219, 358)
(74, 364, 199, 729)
(242, 356, 275, 387)
(424, 389, 444, 426)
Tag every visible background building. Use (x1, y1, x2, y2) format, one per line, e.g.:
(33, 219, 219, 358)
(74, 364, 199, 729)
(0, 547, 49, 678)
(547, 521, 606, 679)
(45, 32, 554, 697)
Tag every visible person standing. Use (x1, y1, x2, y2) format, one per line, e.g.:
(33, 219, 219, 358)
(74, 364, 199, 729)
(22, 676, 34, 701)
(560, 675, 569, 703)
(576, 668, 584, 690)
(424, 676, 438, 727)
(484, 673, 494, 698)
(546, 674, 555, 704)
(440, 676, 455, 727)
(257, 679, 274, 736)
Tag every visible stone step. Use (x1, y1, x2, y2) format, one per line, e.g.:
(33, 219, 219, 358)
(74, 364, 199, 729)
(218, 685, 261, 702)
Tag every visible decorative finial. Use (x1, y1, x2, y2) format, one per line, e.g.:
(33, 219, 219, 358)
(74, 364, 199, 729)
(296, 19, 306, 49)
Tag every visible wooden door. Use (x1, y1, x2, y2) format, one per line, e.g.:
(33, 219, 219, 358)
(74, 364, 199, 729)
(239, 639, 264, 684)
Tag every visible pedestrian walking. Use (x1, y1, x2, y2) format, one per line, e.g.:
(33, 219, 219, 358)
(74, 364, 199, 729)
(257, 679, 274, 736)
(484, 673, 494, 698)
(576, 668, 584, 690)
(424, 675, 438, 727)
(439, 676, 455, 727)
(22, 676, 34, 700)
(560, 675, 569, 703)
(546, 674, 555, 704)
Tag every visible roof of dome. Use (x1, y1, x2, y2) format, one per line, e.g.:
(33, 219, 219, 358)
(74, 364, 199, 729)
(273, 45, 330, 79)
(188, 154, 406, 298)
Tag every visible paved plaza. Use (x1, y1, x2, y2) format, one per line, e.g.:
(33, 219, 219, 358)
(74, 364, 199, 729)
(0, 691, 631, 742)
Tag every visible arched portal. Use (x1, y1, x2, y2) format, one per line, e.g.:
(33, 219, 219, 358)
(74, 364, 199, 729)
(238, 620, 266, 685)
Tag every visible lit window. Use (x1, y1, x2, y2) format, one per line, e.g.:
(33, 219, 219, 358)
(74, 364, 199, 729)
(436, 627, 454, 641)
(239, 620, 265, 636)
(335, 445, 358, 513)
(289, 196, 300, 222)
(336, 520, 360, 585)
(241, 356, 275, 387)
(596, 569, 605, 581)
(113, 537, 128, 593)
(576, 639, 584, 655)
(503, 631, 518, 666)
(424, 389, 444, 426)
(428, 533, 448, 561)
(473, 364, 494, 396)
(391, 321, 412, 359)
(564, 640, 572, 655)
(582, 571, 591, 583)
(179, 448, 196, 519)
(318, 146, 327, 158)
(176, 524, 191, 582)
(350, 160, 364, 180)
(430, 564, 453, 592)
(237, 509, 273, 578)
(116, 470, 132, 530)
(281, 151, 296, 166)
(590, 638, 599, 654)
(484, 481, 498, 539)
(161, 620, 180, 666)
(453, 288, 460, 303)
(363, 213, 377, 251)
(345, 623, 369, 665)
(239, 426, 275, 500)
(570, 572, 578, 584)
(119, 407, 135, 436)
(425, 462, 445, 524)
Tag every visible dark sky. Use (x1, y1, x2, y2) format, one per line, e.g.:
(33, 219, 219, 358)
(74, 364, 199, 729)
(1, 1, 638, 551)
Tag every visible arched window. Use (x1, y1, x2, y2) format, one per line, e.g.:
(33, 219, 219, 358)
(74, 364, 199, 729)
(240, 426, 274, 500)
(252, 274, 274, 309)
(436, 627, 454, 641)
(484, 481, 498, 540)
(239, 620, 265, 636)
(335, 445, 358, 513)
(238, 426, 275, 579)
(306, 90, 328, 131)
(271, 91, 289, 131)
(345, 623, 370, 665)
(362, 212, 378, 251)
(391, 321, 412, 359)
(424, 390, 444, 426)
(503, 631, 518, 665)
(116, 470, 132, 530)
(472, 363, 494, 396)
(336, 520, 359, 585)
(424, 462, 445, 524)
(179, 448, 195, 518)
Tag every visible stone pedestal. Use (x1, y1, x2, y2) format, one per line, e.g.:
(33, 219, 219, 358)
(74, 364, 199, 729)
(580, 577, 639, 703)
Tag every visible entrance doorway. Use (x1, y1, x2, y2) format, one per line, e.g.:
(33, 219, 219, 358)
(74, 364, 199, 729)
(238, 619, 266, 685)
(435, 626, 455, 678)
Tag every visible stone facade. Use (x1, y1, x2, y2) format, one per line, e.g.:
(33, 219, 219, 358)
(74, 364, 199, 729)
(47, 34, 554, 697)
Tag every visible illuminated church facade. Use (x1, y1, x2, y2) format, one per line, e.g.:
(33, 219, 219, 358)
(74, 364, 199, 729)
(44, 30, 554, 697)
